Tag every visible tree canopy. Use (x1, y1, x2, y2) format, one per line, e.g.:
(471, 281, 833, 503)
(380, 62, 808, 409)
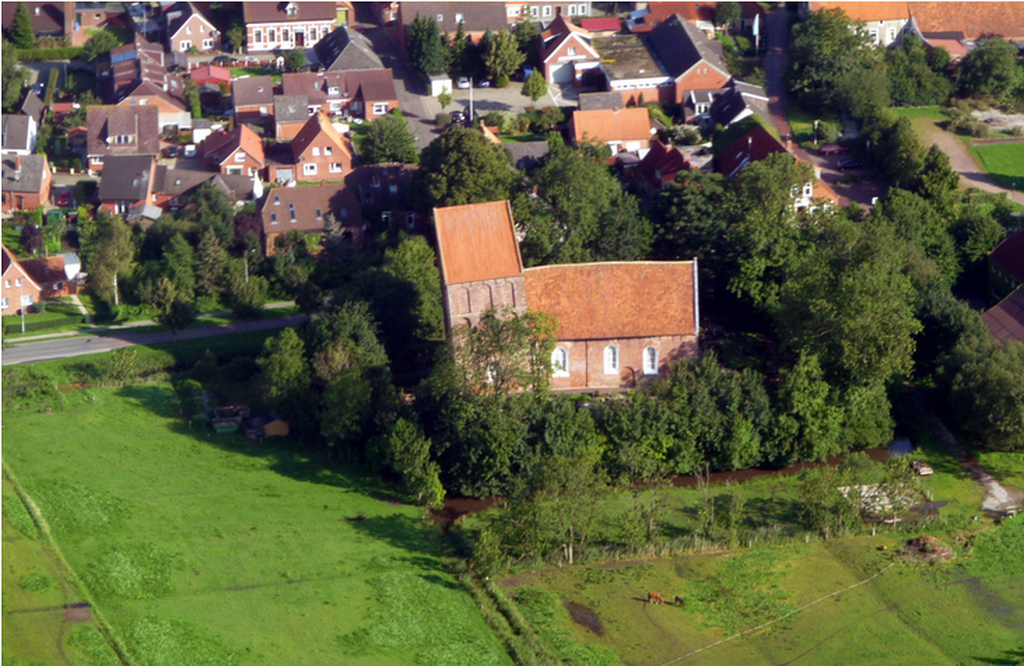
(407, 14, 450, 74)
(360, 112, 419, 164)
(416, 127, 514, 208)
(786, 7, 875, 113)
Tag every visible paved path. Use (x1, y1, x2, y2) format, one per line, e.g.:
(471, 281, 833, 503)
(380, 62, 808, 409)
(68, 294, 90, 324)
(4, 301, 295, 345)
(909, 390, 1023, 516)
(1, 314, 307, 366)
(922, 132, 1024, 205)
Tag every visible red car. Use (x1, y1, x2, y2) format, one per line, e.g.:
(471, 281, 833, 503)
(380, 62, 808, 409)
(55, 190, 72, 207)
(819, 144, 849, 155)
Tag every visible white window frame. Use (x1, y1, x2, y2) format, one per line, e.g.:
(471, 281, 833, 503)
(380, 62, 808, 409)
(552, 348, 569, 377)
(4, 280, 10, 288)
(329, 162, 343, 173)
(542, 5, 552, 18)
(21, 293, 33, 306)
(15, 279, 22, 287)
(180, 40, 191, 50)
(270, 212, 278, 224)
(578, 4, 587, 15)
(1, 297, 8, 310)
(372, 102, 389, 115)
(324, 146, 333, 156)
(643, 347, 658, 375)
(886, 27, 896, 43)
(312, 147, 321, 157)
(803, 182, 813, 197)
(530, 6, 539, 17)
(868, 28, 879, 44)
(604, 345, 618, 375)
(234, 151, 246, 162)
(568, 46, 576, 56)
(568, 4, 577, 16)
(303, 163, 317, 175)
(202, 38, 214, 50)
(436, 14, 443, 22)
(507, 6, 521, 17)
(455, 13, 464, 23)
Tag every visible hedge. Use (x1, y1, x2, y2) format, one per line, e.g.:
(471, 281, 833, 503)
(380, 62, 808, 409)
(4, 314, 85, 336)
(44, 67, 59, 106)
(16, 47, 84, 62)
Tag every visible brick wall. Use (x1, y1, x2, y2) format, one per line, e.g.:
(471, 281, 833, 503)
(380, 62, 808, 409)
(550, 334, 698, 390)
(444, 275, 528, 329)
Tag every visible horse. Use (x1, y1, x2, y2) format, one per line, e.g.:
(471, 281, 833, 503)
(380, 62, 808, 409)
(674, 596, 685, 607)
(647, 591, 665, 605)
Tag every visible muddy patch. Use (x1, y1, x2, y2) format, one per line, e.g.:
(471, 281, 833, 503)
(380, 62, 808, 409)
(565, 600, 605, 636)
(900, 535, 953, 563)
(431, 496, 500, 531)
(64, 602, 91, 623)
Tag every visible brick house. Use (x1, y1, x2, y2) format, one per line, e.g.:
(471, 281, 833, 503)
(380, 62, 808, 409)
(568, 107, 654, 156)
(200, 123, 266, 177)
(268, 111, 354, 183)
(232, 75, 276, 124)
(104, 36, 191, 129)
(2, 245, 42, 314)
(149, 166, 256, 213)
(646, 2, 766, 34)
(86, 105, 160, 173)
(645, 14, 731, 105)
(635, 140, 691, 194)
(2, 246, 81, 313)
(313, 25, 384, 71)
(281, 70, 399, 120)
(507, 1, 593, 23)
(165, 1, 221, 54)
(905, 2, 1024, 58)
(243, 1, 336, 53)
(259, 183, 363, 255)
(97, 154, 157, 216)
(345, 163, 421, 232)
(68, 2, 127, 46)
(434, 200, 700, 391)
(798, 3, 911, 47)
(537, 15, 602, 86)
(393, 2, 508, 50)
(2, 154, 52, 213)
(1, 2, 70, 39)
(273, 94, 311, 139)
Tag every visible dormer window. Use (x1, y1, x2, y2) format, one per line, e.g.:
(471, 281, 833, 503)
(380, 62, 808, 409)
(328, 86, 340, 96)
(455, 13, 463, 23)
(286, 2, 298, 16)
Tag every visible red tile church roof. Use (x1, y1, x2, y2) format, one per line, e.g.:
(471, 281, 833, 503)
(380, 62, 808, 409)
(523, 262, 697, 340)
(434, 201, 524, 285)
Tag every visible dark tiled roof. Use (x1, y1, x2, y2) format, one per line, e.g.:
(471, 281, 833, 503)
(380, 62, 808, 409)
(344, 163, 419, 213)
(1, 154, 49, 194)
(314, 26, 384, 72)
(98, 155, 156, 202)
(1, 114, 32, 152)
(990, 231, 1024, 284)
(983, 287, 1024, 344)
(716, 124, 787, 177)
(244, 1, 335, 24)
(259, 183, 363, 234)
(232, 75, 276, 107)
(434, 201, 523, 285)
(153, 165, 216, 196)
(578, 91, 624, 111)
(647, 13, 729, 79)
(1, 2, 64, 34)
(166, 1, 214, 38)
(281, 70, 398, 106)
(636, 140, 689, 190)
(523, 261, 697, 340)
(401, 2, 508, 33)
(18, 93, 45, 126)
(86, 105, 161, 158)
(274, 94, 310, 124)
(20, 255, 67, 287)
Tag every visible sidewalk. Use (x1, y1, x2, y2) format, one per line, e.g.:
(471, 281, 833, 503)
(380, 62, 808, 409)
(6, 301, 295, 345)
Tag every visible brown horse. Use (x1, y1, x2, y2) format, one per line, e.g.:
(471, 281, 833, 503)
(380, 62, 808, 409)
(674, 596, 685, 607)
(648, 591, 665, 605)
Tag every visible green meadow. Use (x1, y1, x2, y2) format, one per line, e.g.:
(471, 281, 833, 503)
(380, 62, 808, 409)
(2, 385, 512, 666)
(970, 142, 1024, 192)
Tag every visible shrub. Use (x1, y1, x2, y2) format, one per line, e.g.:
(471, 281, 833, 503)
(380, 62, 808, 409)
(435, 112, 451, 128)
(495, 74, 510, 88)
(18, 572, 57, 593)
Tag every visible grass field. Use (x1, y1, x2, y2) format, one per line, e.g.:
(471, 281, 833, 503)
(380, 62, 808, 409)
(891, 106, 951, 120)
(969, 142, 1024, 192)
(785, 105, 840, 147)
(2, 385, 512, 666)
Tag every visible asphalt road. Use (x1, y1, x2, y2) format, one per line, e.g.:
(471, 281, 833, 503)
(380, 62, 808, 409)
(1, 315, 307, 366)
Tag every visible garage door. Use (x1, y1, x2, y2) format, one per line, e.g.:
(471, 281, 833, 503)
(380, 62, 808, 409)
(551, 63, 574, 86)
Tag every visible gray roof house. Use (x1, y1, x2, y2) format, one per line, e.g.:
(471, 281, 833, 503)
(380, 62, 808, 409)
(1, 115, 37, 156)
(314, 27, 384, 71)
(98, 155, 157, 213)
(646, 13, 729, 81)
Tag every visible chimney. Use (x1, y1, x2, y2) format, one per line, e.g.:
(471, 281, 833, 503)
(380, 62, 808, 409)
(14, 156, 22, 172)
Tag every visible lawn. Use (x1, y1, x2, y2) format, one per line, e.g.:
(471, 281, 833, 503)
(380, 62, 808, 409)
(969, 142, 1024, 192)
(3, 223, 23, 254)
(230, 67, 282, 86)
(785, 105, 840, 147)
(2, 385, 513, 666)
(891, 106, 951, 120)
(1, 298, 89, 337)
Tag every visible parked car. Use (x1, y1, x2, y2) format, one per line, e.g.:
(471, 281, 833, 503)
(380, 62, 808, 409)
(912, 461, 934, 476)
(476, 78, 491, 88)
(450, 109, 466, 125)
(164, 145, 180, 158)
(837, 158, 861, 171)
(819, 144, 848, 155)
(183, 144, 197, 159)
(212, 55, 233, 65)
(55, 190, 72, 207)
(456, 76, 470, 90)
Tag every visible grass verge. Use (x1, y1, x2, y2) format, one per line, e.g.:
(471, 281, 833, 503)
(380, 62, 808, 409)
(969, 142, 1024, 192)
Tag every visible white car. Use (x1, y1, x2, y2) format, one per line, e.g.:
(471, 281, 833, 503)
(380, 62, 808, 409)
(456, 77, 470, 89)
(183, 144, 197, 159)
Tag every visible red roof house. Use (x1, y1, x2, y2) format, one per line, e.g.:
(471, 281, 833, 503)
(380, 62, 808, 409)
(989, 231, 1024, 301)
(635, 140, 692, 193)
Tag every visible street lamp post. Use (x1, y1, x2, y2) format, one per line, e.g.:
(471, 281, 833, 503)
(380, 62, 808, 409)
(18, 283, 25, 334)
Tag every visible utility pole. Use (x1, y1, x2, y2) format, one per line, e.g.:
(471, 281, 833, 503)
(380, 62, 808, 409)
(469, 77, 474, 124)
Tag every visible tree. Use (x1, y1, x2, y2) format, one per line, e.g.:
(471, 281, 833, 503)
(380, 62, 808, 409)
(715, 2, 741, 30)
(522, 69, 548, 102)
(174, 378, 204, 427)
(786, 7, 874, 112)
(416, 127, 514, 208)
(947, 335, 1024, 452)
(514, 137, 652, 265)
(59, 90, 97, 130)
(885, 35, 953, 107)
(437, 86, 452, 110)
(184, 78, 202, 119)
(874, 117, 926, 190)
(2, 39, 27, 112)
(87, 216, 134, 307)
(484, 29, 526, 87)
(19, 224, 43, 255)
(195, 227, 228, 299)
(156, 295, 197, 342)
(258, 327, 311, 412)
(772, 354, 844, 465)
(81, 29, 121, 62)
(360, 112, 419, 164)
(515, 19, 541, 68)
(10, 2, 36, 49)
(226, 24, 245, 54)
(229, 273, 266, 325)
(186, 180, 236, 246)
(379, 235, 444, 340)
(285, 48, 305, 73)
(874, 188, 958, 285)
(163, 233, 196, 300)
(384, 418, 446, 509)
(295, 280, 323, 314)
(454, 307, 558, 396)
(406, 14, 450, 74)
(959, 37, 1022, 101)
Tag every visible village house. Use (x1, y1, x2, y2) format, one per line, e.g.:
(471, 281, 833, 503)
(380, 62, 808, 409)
(69, 2, 129, 46)
(149, 166, 256, 213)
(393, 2, 508, 50)
(1, 246, 75, 313)
(18, 93, 46, 129)
(103, 35, 191, 129)
(988, 231, 1024, 302)
(259, 183, 363, 256)
(243, 1, 336, 53)
(1, 114, 37, 156)
(280, 70, 399, 120)
(200, 123, 265, 177)
(345, 163, 421, 231)
(799, 2, 911, 47)
(314, 26, 384, 71)
(717, 124, 839, 211)
(905, 2, 1024, 58)
(164, 1, 221, 54)
(506, 1, 593, 23)
(85, 105, 160, 173)
(274, 94, 311, 139)
(982, 286, 1024, 346)
(267, 111, 354, 183)
(687, 79, 769, 129)
(1, 245, 40, 314)
(537, 15, 602, 87)
(1, 2, 70, 39)
(579, 17, 621, 35)
(434, 200, 700, 391)
(634, 140, 692, 194)
(190, 65, 232, 89)
(568, 107, 654, 156)
(1, 154, 52, 213)
(232, 75, 276, 124)
(97, 154, 157, 217)
(644, 2, 766, 34)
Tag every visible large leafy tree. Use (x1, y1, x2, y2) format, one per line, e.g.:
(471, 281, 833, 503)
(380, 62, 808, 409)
(484, 29, 526, 86)
(873, 188, 958, 285)
(10, 2, 36, 49)
(947, 335, 1024, 452)
(2, 39, 27, 111)
(195, 227, 229, 299)
(514, 137, 652, 265)
(382, 418, 446, 509)
(360, 112, 418, 164)
(714, 2, 741, 29)
(258, 328, 311, 418)
(885, 35, 953, 107)
(85, 216, 134, 307)
(416, 126, 513, 208)
(771, 354, 844, 465)
(81, 29, 121, 61)
(406, 14, 450, 74)
(786, 7, 874, 112)
(453, 307, 558, 396)
(959, 37, 1022, 101)
(162, 233, 196, 300)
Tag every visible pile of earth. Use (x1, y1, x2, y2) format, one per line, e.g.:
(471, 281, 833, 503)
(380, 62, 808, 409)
(901, 535, 953, 562)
